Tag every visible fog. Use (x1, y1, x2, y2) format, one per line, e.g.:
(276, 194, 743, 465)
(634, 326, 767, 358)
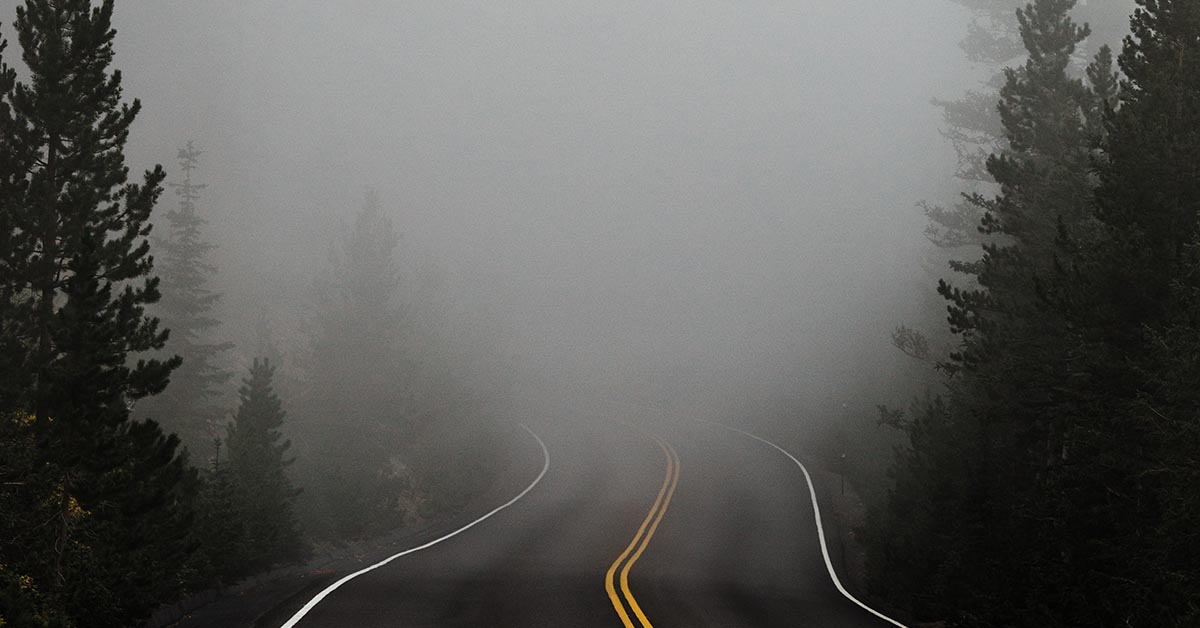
(11, 1, 1178, 624)
(2, 1, 972, 420)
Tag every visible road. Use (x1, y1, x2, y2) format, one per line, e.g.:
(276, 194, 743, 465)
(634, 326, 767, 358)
(273, 416, 905, 628)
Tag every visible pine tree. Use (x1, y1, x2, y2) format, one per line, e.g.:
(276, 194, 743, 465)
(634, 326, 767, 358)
(907, 1, 1130, 362)
(1095, 1, 1200, 333)
(940, 0, 1101, 361)
(297, 190, 414, 540)
(0, 559, 70, 628)
(907, 0, 1124, 271)
(1074, 1, 1200, 623)
(875, 1, 1200, 624)
(925, 0, 1023, 254)
(185, 441, 250, 587)
(0, 412, 70, 628)
(925, 0, 1129, 251)
(0, 32, 24, 408)
(869, 2, 1116, 625)
(226, 359, 305, 571)
(136, 142, 232, 462)
(0, 2, 195, 625)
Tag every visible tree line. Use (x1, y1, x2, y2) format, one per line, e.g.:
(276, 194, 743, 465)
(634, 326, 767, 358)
(0, 3, 306, 625)
(865, 1, 1200, 626)
(0, 2, 505, 626)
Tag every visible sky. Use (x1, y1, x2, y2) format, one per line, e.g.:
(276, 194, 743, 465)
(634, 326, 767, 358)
(0, 0, 978, 418)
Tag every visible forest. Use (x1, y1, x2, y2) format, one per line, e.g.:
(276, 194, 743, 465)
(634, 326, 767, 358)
(0, 0, 1198, 627)
(861, 1, 1200, 626)
(0, 3, 511, 626)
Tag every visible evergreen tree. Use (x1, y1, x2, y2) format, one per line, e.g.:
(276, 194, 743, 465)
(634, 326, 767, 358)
(923, 0, 1130, 250)
(906, 0, 1130, 363)
(873, 1, 1200, 624)
(136, 142, 232, 462)
(185, 442, 250, 587)
(1095, 0, 1200, 333)
(226, 359, 305, 571)
(297, 190, 415, 540)
(0, 2, 195, 625)
(0, 560, 69, 628)
(0, 412, 69, 628)
(869, 2, 1117, 625)
(941, 0, 1101, 353)
(1071, 1, 1200, 623)
(925, 0, 1024, 254)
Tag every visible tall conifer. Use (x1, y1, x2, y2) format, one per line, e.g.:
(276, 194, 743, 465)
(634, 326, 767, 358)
(0, 2, 193, 625)
(1079, 1, 1200, 622)
(870, 2, 1115, 625)
(137, 142, 232, 461)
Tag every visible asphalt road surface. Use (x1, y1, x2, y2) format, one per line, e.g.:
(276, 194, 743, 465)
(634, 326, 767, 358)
(273, 416, 904, 628)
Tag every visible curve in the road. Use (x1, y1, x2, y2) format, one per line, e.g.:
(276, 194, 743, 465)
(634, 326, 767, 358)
(605, 437, 681, 628)
(723, 425, 909, 628)
(279, 423, 551, 628)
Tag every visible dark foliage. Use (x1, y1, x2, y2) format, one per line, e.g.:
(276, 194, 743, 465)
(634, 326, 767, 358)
(0, 2, 197, 626)
(869, 1, 1200, 625)
(225, 359, 307, 571)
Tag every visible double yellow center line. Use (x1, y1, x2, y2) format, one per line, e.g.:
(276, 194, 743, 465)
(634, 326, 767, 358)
(605, 437, 681, 628)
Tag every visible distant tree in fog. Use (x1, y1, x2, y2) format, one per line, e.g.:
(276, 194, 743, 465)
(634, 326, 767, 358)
(900, 1, 1027, 373)
(296, 190, 416, 540)
(137, 142, 233, 462)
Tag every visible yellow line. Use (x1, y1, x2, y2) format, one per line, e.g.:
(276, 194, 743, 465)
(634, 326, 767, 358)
(620, 443, 680, 627)
(605, 439, 672, 627)
(604, 438, 681, 628)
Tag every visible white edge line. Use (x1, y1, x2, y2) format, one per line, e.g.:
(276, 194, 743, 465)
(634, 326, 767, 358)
(721, 425, 909, 628)
(280, 423, 551, 628)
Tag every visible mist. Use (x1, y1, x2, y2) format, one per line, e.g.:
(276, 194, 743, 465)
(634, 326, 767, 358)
(75, 0, 970, 425)
(9, 1, 1180, 626)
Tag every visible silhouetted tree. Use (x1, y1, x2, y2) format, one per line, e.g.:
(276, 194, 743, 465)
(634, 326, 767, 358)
(226, 359, 305, 571)
(904, 0, 1131, 364)
(0, 2, 195, 625)
(1069, 1, 1200, 622)
(868, 1, 1118, 625)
